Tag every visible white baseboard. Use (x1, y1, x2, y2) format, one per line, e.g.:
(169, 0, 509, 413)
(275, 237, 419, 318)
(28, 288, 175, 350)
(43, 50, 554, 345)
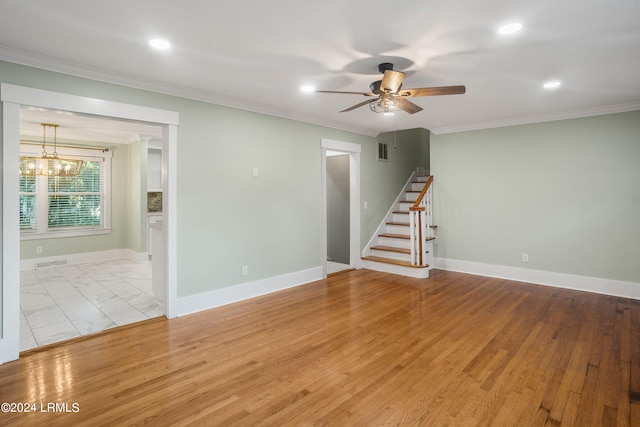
(21, 249, 149, 271)
(435, 257, 640, 300)
(175, 267, 323, 317)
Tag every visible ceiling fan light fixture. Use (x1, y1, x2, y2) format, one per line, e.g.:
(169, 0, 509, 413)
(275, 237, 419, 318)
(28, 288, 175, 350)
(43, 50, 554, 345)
(315, 63, 465, 114)
(369, 96, 401, 114)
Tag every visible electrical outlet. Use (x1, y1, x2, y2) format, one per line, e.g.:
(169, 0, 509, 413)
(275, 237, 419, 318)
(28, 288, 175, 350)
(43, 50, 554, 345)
(242, 265, 248, 276)
(36, 246, 43, 254)
(521, 253, 529, 263)
(253, 167, 259, 177)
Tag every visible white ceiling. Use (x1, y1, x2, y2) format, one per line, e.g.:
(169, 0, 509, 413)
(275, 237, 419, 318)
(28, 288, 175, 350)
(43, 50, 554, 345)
(1, 0, 639, 139)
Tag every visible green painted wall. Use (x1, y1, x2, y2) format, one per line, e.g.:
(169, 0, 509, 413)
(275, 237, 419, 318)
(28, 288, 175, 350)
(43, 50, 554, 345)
(1, 60, 424, 300)
(431, 110, 640, 283)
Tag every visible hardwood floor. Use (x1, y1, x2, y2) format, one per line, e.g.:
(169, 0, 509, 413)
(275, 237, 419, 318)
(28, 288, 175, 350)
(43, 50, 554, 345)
(1, 269, 638, 426)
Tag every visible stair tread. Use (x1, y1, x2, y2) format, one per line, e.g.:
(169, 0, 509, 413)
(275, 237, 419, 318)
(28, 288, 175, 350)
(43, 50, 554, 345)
(371, 245, 411, 254)
(362, 256, 428, 269)
(393, 211, 409, 215)
(379, 233, 410, 239)
(386, 221, 410, 226)
(379, 233, 436, 242)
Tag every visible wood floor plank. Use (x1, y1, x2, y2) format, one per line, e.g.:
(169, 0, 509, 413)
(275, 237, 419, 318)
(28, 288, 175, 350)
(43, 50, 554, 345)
(0, 268, 638, 426)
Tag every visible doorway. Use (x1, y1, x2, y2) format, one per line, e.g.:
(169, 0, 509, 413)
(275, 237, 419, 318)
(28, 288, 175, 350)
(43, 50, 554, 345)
(326, 151, 350, 274)
(1, 83, 179, 363)
(320, 138, 361, 278)
(17, 109, 164, 351)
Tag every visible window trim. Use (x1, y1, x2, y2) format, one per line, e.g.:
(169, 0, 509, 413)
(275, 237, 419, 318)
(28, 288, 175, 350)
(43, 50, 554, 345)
(19, 143, 112, 240)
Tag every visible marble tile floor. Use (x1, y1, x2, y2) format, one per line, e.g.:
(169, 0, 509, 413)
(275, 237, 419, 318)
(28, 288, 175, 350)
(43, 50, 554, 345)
(20, 258, 164, 352)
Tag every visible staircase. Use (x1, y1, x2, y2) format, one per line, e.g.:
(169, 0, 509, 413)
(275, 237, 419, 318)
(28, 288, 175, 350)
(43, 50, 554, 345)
(362, 172, 435, 279)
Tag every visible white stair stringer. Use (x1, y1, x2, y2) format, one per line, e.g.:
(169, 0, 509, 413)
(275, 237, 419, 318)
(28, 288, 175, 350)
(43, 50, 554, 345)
(362, 170, 434, 279)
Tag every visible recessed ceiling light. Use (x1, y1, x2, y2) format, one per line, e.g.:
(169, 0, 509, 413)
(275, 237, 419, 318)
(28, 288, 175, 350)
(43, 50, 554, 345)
(543, 81, 562, 89)
(300, 85, 316, 93)
(498, 23, 522, 35)
(149, 39, 171, 50)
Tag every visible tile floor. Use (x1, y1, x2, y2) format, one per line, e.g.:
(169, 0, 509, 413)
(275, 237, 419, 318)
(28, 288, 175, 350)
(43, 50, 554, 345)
(20, 258, 164, 352)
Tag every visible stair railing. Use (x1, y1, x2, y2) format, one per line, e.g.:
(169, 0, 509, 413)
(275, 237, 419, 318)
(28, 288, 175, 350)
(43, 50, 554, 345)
(409, 175, 433, 266)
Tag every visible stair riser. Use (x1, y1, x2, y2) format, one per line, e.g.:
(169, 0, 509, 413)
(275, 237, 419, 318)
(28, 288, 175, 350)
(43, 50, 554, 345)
(361, 259, 430, 279)
(370, 249, 411, 262)
(386, 224, 410, 234)
(378, 237, 411, 249)
(392, 212, 409, 222)
(397, 202, 413, 212)
(404, 193, 419, 202)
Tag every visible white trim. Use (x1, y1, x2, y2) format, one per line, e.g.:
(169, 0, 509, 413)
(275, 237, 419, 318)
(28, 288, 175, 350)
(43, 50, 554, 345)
(175, 267, 323, 317)
(20, 228, 112, 240)
(1, 101, 21, 364)
(0, 50, 373, 136)
(1, 83, 179, 364)
(321, 138, 361, 154)
(162, 124, 178, 319)
(435, 257, 640, 300)
(1, 83, 179, 125)
(320, 138, 361, 277)
(3, 50, 639, 139)
(20, 249, 148, 271)
(430, 102, 640, 135)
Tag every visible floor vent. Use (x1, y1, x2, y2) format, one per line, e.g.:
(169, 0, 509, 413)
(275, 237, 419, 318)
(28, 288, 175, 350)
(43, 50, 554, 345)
(36, 260, 68, 269)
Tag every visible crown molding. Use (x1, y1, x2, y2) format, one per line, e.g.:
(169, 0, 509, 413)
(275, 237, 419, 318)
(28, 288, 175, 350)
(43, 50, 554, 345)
(430, 101, 640, 135)
(3, 46, 637, 138)
(0, 46, 375, 137)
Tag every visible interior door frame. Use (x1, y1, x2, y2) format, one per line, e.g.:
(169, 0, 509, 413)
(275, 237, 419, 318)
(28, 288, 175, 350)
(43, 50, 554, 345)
(320, 138, 361, 277)
(1, 83, 179, 363)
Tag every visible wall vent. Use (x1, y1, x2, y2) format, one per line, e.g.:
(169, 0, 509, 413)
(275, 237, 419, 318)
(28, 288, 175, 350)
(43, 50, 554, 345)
(378, 142, 388, 161)
(36, 260, 68, 269)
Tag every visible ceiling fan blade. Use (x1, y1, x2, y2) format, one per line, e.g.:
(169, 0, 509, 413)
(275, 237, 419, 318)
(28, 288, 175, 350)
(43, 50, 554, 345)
(396, 98, 423, 114)
(399, 85, 466, 97)
(339, 99, 374, 112)
(380, 70, 405, 93)
(315, 90, 376, 96)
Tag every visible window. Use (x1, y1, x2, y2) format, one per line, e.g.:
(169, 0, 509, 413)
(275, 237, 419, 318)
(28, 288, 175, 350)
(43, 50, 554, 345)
(19, 145, 111, 239)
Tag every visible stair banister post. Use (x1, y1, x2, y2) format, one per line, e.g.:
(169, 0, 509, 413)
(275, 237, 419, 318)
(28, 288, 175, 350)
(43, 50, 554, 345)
(426, 185, 433, 239)
(420, 209, 427, 266)
(409, 210, 416, 265)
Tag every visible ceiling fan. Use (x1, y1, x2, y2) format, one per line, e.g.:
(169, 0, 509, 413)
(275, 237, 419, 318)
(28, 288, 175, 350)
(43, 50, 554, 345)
(316, 63, 466, 114)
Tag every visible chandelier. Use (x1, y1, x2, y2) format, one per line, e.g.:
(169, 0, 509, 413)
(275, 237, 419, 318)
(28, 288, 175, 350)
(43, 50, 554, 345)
(19, 123, 83, 176)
